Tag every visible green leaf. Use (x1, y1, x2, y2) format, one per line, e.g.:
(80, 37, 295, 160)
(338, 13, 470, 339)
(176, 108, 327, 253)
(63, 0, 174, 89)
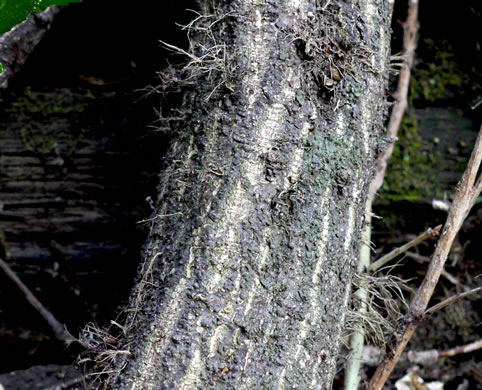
(0, 0, 82, 36)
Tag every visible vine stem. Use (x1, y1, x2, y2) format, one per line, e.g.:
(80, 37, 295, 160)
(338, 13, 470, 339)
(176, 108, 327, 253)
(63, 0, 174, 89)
(344, 1, 419, 389)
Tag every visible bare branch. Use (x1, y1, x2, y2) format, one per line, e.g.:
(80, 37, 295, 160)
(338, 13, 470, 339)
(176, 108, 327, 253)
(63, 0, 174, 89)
(408, 338, 482, 363)
(404, 252, 459, 284)
(424, 286, 482, 316)
(0, 257, 76, 345)
(368, 126, 482, 389)
(368, 0, 419, 200)
(439, 338, 482, 357)
(369, 225, 441, 272)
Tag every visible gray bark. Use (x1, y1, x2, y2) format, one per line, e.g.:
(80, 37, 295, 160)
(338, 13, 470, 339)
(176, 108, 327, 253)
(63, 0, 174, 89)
(100, 0, 393, 388)
(0, 6, 61, 89)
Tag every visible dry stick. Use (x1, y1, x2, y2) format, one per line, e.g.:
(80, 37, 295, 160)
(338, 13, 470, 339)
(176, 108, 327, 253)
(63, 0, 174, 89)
(424, 286, 482, 316)
(408, 338, 482, 364)
(362, 337, 482, 367)
(404, 252, 459, 285)
(439, 338, 482, 357)
(343, 2, 419, 389)
(369, 225, 442, 272)
(368, 0, 419, 202)
(0, 257, 76, 345)
(368, 126, 482, 390)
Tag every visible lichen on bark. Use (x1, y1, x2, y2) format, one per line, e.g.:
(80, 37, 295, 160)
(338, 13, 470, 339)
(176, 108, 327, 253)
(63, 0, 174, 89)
(95, 1, 394, 389)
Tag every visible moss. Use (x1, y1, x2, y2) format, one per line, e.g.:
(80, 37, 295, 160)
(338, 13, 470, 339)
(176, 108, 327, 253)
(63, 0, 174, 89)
(380, 37, 480, 204)
(304, 131, 362, 191)
(348, 84, 364, 103)
(380, 38, 479, 203)
(380, 114, 440, 203)
(19, 123, 64, 154)
(4, 88, 98, 158)
(9, 87, 94, 116)
(409, 39, 481, 103)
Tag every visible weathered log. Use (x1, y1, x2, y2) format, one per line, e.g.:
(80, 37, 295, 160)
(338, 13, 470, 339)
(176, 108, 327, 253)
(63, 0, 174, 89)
(0, 364, 82, 390)
(379, 107, 479, 203)
(0, 88, 157, 266)
(415, 107, 478, 190)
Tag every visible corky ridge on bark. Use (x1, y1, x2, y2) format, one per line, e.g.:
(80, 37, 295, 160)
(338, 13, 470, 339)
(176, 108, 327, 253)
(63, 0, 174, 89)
(100, 0, 393, 388)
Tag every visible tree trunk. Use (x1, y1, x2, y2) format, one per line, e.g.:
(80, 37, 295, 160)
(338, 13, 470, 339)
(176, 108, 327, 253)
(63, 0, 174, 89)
(101, 0, 393, 388)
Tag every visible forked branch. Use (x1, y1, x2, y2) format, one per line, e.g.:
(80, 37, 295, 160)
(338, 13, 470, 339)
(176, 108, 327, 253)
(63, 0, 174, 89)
(368, 125, 482, 389)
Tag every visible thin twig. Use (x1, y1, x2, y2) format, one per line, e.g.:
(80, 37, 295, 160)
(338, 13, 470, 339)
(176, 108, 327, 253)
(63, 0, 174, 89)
(424, 286, 482, 316)
(0, 257, 76, 345)
(439, 338, 482, 357)
(368, 126, 482, 389)
(368, 0, 419, 200)
(136, 212, 183, 224)
(408, 338, 482, 364)
(369, 225, 441, 272)
(344, 198, 373, 390)
(362, 337, 482, 367)
(404, 252, 459, 284)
